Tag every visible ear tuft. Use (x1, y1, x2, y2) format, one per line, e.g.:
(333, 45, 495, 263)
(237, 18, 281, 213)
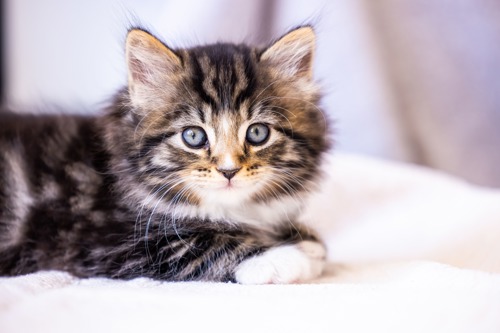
(260, 26, 316, 80)
(125, 29, 181, 87)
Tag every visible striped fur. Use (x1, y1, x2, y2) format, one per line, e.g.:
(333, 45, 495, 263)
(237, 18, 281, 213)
(0, 26, 331, 282)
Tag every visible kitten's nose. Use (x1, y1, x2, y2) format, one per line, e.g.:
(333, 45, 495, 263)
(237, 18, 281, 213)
(216, 167, 241, 180)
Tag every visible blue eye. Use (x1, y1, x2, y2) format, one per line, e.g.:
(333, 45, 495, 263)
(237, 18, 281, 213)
(246, 123, 270, 145)
(182, 127, 207, 148)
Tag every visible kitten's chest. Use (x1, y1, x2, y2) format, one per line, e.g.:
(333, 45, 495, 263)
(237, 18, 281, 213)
(183, 196, 303, 227)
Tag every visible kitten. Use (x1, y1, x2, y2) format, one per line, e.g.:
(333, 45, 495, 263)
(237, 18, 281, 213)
(0, 26, 330, 284)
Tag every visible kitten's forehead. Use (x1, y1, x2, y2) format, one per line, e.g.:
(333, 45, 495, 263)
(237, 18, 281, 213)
(184, 43, 258, 112)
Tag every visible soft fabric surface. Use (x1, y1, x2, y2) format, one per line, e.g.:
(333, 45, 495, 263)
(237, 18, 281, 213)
(1, 153, 499, 332)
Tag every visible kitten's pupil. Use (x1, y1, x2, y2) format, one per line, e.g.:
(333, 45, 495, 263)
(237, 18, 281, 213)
(182, 127, 207, 148)
(246, 123, 270, 145)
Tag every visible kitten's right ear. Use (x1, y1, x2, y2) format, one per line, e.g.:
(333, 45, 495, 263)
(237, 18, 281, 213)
(125, 29, 182, 106)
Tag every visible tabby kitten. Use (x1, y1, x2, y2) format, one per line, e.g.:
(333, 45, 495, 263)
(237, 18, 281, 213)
(0, 26, 330, 284)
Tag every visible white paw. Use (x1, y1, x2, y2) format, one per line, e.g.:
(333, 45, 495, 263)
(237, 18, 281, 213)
(234, 241, 326, 284)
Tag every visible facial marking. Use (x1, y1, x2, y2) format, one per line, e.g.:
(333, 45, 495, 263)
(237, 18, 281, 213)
(129, 37, 327, 212)
(220, 154, 238, 171)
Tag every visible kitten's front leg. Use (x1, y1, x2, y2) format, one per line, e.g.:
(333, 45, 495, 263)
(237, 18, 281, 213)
(116, 221, 325, 284)
(234, 227, 327, 284)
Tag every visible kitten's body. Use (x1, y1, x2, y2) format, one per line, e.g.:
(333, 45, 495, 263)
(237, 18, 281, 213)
(0, 27, 330, 283)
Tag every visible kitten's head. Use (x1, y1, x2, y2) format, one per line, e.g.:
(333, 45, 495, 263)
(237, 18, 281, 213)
(112, 26, 330, 213)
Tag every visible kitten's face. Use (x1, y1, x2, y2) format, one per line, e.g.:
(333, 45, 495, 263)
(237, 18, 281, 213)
(120, 27, 329, 209)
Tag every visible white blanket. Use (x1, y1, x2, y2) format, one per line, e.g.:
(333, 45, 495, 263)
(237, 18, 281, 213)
(1, 153, 500, 333)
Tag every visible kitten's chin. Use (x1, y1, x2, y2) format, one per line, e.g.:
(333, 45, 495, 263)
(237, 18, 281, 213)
(214, 181, 241, 191)
(199, 182, 257, 206)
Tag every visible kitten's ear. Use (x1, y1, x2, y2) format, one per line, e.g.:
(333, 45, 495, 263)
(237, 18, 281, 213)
(260, 26, 316, 80)
(125, 29, 181, 98)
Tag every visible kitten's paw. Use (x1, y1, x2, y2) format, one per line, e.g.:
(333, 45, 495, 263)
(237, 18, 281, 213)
(234, 241, 326, 284)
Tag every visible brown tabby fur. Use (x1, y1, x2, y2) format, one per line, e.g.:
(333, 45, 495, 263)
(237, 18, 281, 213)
(0, 26, 330, 282)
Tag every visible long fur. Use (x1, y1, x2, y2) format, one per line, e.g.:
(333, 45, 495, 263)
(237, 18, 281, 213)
(0, 27, 330, 282)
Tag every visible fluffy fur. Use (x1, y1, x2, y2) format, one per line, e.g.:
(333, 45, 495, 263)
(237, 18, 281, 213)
(0, 26, 330, 283)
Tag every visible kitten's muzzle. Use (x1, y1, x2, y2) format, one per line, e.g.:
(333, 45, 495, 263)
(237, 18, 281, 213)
(216, 167, 241, 180)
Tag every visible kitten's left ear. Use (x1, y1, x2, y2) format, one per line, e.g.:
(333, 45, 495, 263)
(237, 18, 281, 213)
(260, 26, 316, 80)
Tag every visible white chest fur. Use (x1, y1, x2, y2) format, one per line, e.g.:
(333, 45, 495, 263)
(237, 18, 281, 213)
(172, 194, 304, 228)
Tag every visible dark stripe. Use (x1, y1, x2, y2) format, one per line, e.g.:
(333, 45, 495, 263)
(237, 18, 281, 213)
(276, 127, 295, 140)
(235, 48, 256, 109)
(144, 166, 183, 175)
(187, 246, 225, 280)
(191, 56, 217, 108)
(164, 109, 185, 122)
(196, 108, 206, 123)
(277, 160, 305, 169)
(212, 57, 222, 110)
(138, 132, 176, 157)
(183, 231, 223, 278)
(86, 126, 117, 212)
(277, 127, 317, 155)
(242, 143, 248, 157)
(247, 99, 269, 120)
(229, 56, 238, 102)
(173, 104, 205, 124)
(170, 239, 206, 280)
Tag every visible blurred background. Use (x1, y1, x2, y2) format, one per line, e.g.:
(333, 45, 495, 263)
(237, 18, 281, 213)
(1, 0, 500, 187)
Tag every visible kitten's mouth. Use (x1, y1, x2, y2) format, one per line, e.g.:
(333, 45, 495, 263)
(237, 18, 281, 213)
(214, 180, 237, 191)
(211, 178, 257, 192)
